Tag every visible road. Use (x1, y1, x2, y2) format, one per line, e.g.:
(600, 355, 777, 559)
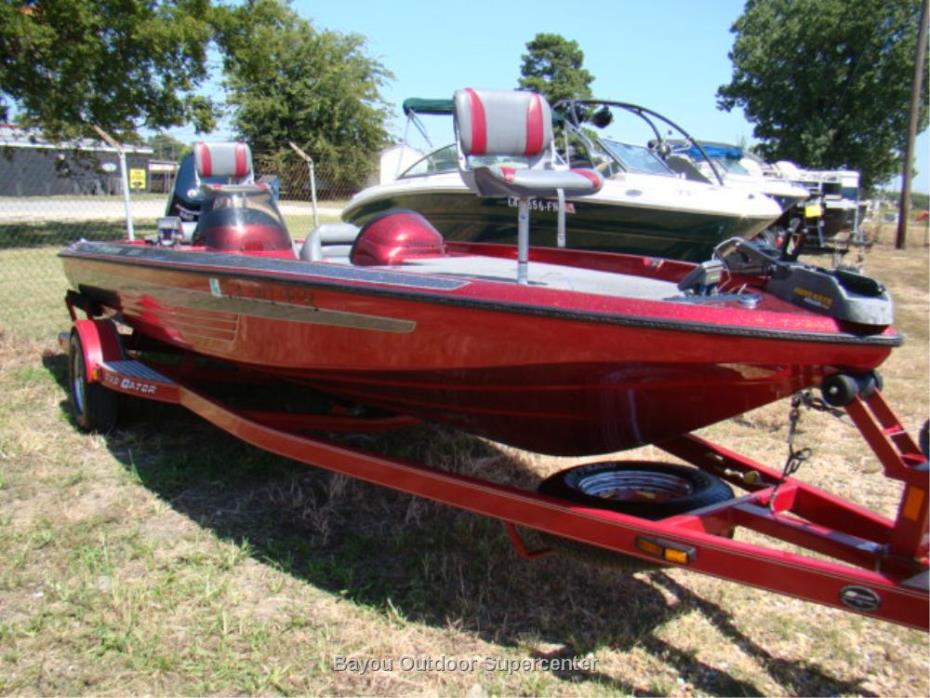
(0, 198, 343, 223)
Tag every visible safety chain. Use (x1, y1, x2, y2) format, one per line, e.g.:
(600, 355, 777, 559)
(794, 389, 847, 419)
(784, 393, 813, 476)
(770, 392, 814, 511)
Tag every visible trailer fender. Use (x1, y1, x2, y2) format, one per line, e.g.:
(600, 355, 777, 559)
(71, 318, 124, 384)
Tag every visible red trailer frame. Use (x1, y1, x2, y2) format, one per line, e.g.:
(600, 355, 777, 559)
(64, 315, 929, 631)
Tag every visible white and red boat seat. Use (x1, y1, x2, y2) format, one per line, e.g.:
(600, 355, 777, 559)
(194, 141, 254, 183)
(453, 88, 603, 199)
(455, 88, 553, 158)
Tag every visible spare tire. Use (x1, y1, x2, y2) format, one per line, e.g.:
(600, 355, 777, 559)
(536, 461, 734, 569)
(538, 461, 733, 520)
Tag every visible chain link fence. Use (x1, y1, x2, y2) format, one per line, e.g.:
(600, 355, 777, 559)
(0, 143, 359, 341)
(4, 136, 926, 343)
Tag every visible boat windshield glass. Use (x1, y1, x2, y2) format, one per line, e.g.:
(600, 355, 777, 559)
(399, 144, 459, 178)
(398, 144, 534, 178)
(194, 187, 292, 251)
(600, 139, 673, 176)
(201, 188, 285, 224)
(712, 157, 750, 175)
(557, 102, 729, 180)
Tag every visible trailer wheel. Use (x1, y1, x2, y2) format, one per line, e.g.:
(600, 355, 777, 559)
(536, 461, 734, 569)
(539, 461, 733, 520)
(68, 332, 118, 433)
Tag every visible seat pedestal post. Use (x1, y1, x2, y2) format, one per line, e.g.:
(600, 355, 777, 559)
(517, 197, 530, 284)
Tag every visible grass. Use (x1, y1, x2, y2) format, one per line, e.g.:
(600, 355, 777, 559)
(0, 227, 926, 695)
(0, 210, 342, 341)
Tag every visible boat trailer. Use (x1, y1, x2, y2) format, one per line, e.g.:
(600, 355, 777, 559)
(62, 308, 929, 632)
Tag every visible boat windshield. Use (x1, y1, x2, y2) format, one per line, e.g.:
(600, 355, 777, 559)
(399, 144, 459, 178)
(201, 187, 285, 223)
(193, 187, 293, 251)
(398, 144, 534, 179)
(600, 139, 673, 176)
(711, 157, 751, 176)
(555, 100, 728, 184)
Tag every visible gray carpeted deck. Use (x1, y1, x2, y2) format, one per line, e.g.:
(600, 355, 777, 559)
(392, 256, 678, 299)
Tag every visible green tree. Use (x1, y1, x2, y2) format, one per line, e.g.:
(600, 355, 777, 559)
(518, 33, 594, 105)
(0, 0, 218, 140)
(214, 0, 391, 190)
(717, 0, 928, 190)
(146, 132, 188, 161)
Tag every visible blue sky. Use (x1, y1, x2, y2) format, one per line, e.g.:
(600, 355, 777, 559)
(189, 0, 929, 192)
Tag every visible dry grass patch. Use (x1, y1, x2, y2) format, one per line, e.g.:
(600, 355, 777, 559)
(0, 234, 926, 695)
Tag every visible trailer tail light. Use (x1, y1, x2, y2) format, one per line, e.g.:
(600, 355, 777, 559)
(635, 536, 695, 565)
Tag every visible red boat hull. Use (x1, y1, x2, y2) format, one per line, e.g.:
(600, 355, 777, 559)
(61, 242, 898, 455)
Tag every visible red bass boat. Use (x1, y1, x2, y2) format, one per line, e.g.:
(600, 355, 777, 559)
(60, 91, 899, 456)
(59, 89, 927, 630)
(61, 229, 899, 457)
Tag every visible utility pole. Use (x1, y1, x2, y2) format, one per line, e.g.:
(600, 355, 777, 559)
(896, 0, 929, 249)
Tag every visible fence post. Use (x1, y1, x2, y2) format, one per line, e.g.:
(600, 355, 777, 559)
(288, 141, 319, 230)
(92, 125, 134, 241)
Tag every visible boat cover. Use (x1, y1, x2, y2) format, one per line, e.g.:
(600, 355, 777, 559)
(402, 98, 454, 116)
(684, 143, 744, 161)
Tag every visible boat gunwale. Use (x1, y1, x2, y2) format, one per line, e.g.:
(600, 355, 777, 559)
(60, 242, 903, 349)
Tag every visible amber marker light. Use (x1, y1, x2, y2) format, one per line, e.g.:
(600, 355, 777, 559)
(635, 536, 695, 565)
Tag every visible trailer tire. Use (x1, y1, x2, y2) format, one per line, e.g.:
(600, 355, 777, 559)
(538, 461, 733, 520)
(536, 461, 733, 569)
(68, 332, 119, 433)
